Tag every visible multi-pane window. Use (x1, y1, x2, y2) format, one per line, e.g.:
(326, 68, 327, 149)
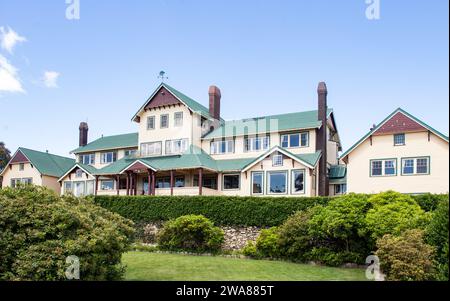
(251, 172, 264, 194)
(165, 138, 189, 155)
(64, 181, 72, 193)
(156, 176, 185, 188)
(100, 151, 117, 164)
(281, 132, 309, 148)
(160, 114, 169, 128)
(334, 184, 347, 195)
(268, 171, 287, 194)
(292, 170, 305, 194)
(402, 157, 429, 175)
(272, 154, 283, 167)
(100, 180, 114, 190)
(10, 178, 32, 188)
(193, 176, 217, 189)
(19, 163, 24, 171)
(244, 136, 270, 152)
(79, 153, 95, 165)
(210, 140, 234, 154)
(174, 112, 183, 127)
(394, 133, 405, 146)
(140, 142, 162, 157)
(147, 116, 155, 130)
(124, 149, 137, 157)
(371, 159, 396, 176)
(223, 174, 240, 190)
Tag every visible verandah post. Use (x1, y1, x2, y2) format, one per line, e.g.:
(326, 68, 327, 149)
(198, 168, 203, 196)
(170, 170, 174, 196)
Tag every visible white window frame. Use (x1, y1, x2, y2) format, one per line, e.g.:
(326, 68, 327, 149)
(394, 133, 405, 146)
(210, 140, 234, 155)
(267, 171, 288, 195)
(79, 153, 95, 165)
(401, 157, 430, 175)
(147, 116, 155, 130)
(291, 169, 305, 194)
(165, 138, 189, 155)
(222, 174, 240, 190)
(160, 114, 169, 128)
(124, 149, 137, 157)
(244, 136, 270, 152)
(174, 112, 183, 127)
(100, 151, 117, 164)
(272, 154, 283, 167)
(251, 171, 264, 195)
(280, 132, 309, 148)
(140, 141, 162, 157)
(64, 181, 73, 194)
(75, 169, 84, 178)
(370, 159, 397, 177)
(100, 180, 114, 191)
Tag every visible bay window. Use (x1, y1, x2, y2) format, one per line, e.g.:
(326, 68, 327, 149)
(291, 170, 305, 194)
(251, 172, 264, 195)
(268, 171, 287, 194)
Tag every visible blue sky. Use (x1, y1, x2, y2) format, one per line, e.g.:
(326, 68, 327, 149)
(0, 0, 448, 157)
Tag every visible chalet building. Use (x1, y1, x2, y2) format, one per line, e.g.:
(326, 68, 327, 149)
(0, 148, 75, 194)
(3, 82, 447, 197)
(340, 108, 449, 194)
(56, 82, 342, 197)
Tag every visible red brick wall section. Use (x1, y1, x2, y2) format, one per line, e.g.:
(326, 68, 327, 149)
(144, 87, 181, 110)
(373, 112, 426, 135)
(10, 150, 30, 164)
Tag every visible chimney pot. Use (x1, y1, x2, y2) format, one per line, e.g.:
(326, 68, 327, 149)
(79, 122, 89, 147)
(208, 85, 221, 120)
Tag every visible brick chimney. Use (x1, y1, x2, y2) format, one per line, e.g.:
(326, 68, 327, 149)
(316, 82, 329, 196)
(79, 122, 89, 147)
(208, 85, 221, 120)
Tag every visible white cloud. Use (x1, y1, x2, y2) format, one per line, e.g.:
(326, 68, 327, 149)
(42, 71, 60, 88)
(0, 54, 25, 93)
(0, 26, 26, 54)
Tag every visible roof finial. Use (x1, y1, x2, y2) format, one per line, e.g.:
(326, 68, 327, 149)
(158, 70, 168, 83)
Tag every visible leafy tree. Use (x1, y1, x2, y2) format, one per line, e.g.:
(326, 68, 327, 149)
(0, 141, 11, 170)
(365, 191, 431, 240)
(376, 229, 435, 281)
(426, 198, 449, 280)
(0, 185, 134, 280)
(307, 194, 372, 263)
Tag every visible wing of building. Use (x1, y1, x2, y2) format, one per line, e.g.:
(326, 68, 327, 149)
(0, 148, 75, 194)
(340, 108, 449, 194)
(55, 82, 342, 197)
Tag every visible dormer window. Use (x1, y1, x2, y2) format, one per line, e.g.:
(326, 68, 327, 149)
(394, 133, 405, 146)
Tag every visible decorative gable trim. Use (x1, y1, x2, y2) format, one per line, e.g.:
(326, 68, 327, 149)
(0, 149, 33, 176)
(119, 160, 157, 174)
(57, 164, 94, 182)
(373, 111, 426, 135)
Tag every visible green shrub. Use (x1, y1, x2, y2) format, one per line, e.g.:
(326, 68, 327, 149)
(308, 194, 371, 263)
(365, 191, 431, 240)
(375, 229, 435, 281)
(277, 210, 314, 262)
(255, 227, 280, 258)
(413, 193, 449, 212)
(308, 248, 362, 267)
(426, 198, 449, 280)
(94, 195, 330, 226)
(0, 185, 134, 281)
(241, 241, 260, 258)
(157, 215, 224, 253)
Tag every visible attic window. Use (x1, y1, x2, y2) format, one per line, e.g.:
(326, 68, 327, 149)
(75, 169, 84, 178)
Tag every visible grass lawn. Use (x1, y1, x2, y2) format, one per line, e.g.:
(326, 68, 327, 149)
(123, 251, 367, 281)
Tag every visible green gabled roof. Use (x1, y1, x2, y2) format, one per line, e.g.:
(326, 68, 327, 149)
(340, 108, 449, 160)
(17, 147, 75, 178)
(203, 109, 333, 139)
(95, 157, 136, 175)
(329, 164, 346, 179)
(58, 162, 100, 181)
(140, 145, 218, 171)
(293, 151, 322, 167)
(216, 158, 257, 172)
(132, 83, 220, 122)
(71, 132, 138, 154)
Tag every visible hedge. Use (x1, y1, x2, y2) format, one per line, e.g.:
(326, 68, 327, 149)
(93, 193, 447, 227)
(93, 195, 330, 226)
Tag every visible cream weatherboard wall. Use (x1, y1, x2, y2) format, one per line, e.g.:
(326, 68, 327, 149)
(346, 131, 449, 194)
(77, 147, 138, 169)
